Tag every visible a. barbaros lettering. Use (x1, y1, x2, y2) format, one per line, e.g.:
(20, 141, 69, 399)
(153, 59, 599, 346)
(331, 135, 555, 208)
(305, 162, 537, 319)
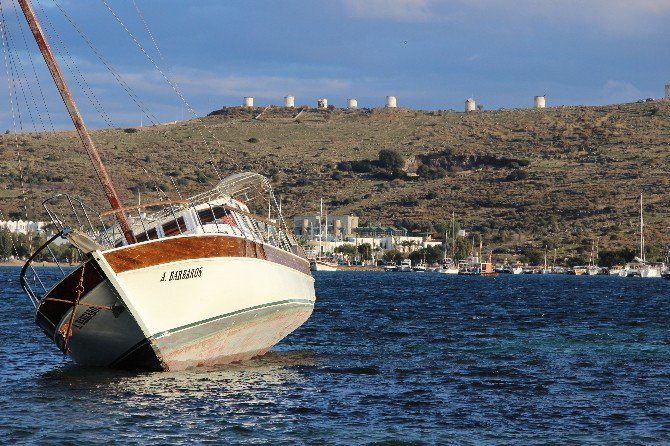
(160, 267, 203, 282)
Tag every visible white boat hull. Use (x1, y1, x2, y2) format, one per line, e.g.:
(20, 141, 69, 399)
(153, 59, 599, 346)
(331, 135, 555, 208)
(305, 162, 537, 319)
(36, 234, 315, 371)
(310, 260, 338, 272)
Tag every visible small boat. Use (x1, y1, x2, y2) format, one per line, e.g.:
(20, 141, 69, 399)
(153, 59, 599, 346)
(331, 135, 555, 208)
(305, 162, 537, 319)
(608, 266, 624, 276)
(436, 262, 460, 274)
(399, 259, 413, 272)
(310, 258, 338, 272)
(569, 266, 588, 275)
(412, 263, 427, 272)
(459, 262, 499, 277)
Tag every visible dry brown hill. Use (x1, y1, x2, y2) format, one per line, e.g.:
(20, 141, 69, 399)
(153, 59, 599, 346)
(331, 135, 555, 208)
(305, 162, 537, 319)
(1, 100, 669, 258)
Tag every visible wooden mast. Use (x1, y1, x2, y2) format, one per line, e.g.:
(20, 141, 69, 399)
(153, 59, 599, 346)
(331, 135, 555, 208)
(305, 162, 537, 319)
(17, 0, 136, 245)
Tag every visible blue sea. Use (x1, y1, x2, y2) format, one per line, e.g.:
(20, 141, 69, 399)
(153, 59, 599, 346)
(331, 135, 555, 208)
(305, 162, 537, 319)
(1, 267, 670, 445)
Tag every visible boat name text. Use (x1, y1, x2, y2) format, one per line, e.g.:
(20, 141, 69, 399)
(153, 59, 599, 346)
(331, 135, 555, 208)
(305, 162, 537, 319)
(160, 267, 203, 282)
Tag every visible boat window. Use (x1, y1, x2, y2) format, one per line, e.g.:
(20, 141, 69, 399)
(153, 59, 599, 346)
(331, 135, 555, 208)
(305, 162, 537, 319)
(198, 206, 227, 224)
(162, 217, 187, 237)
(135, 227, 159, 242)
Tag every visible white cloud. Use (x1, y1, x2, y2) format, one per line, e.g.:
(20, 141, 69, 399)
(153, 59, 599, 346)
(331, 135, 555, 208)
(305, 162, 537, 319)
(341, 0, 434, 22)
(340, 0, 670, 30)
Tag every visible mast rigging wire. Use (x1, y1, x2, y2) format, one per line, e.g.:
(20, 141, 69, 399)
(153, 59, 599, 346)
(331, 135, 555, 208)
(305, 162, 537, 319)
(11, 1, 53, 131)
(0, 0, 29, 219)
(100, 0, 234, 181)
(52, 0, 161, 126)
(34, 0, 115, 128)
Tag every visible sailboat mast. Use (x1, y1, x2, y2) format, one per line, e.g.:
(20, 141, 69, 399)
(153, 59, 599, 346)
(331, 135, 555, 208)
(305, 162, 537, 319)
(451, 211, 455, 258)
(18, 0, 136, 245)
(640, 193, 645, 263)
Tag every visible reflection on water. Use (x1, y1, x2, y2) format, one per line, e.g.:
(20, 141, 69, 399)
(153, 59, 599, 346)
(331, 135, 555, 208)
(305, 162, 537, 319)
(39, 350, 317, 394)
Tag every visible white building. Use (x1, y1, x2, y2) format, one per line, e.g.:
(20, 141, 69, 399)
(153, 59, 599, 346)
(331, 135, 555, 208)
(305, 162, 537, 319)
(0, 220, 48, 234)
(293, 214, 359, 241)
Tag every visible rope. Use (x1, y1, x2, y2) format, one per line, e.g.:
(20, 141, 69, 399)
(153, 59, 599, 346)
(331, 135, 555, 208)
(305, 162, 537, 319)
(62, 261, 86, 354)
(0, 2, 29, 220)
(11, 2, 54, 131)
(52, 0, 161, 126)
(131, 0, 167, 71)
(2, 6, 37, 132)
(100, 0, 228, 180)
(35, 0, 115, 128)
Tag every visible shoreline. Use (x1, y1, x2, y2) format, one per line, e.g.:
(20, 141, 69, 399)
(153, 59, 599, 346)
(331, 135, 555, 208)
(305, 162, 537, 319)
(0, 260, 71, 268)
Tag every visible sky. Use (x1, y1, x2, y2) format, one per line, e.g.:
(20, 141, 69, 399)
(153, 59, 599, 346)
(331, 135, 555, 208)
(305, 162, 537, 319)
(0, 0, 669, 129)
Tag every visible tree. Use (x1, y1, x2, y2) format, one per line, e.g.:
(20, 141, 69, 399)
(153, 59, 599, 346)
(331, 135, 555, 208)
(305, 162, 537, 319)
(409, 246, 444, 264)
(453, 237, 472, 260)
(383, 249, 403, 264)
(335, 244, 357, 257)
(357, 243, 372, 261)
(378, 149, 404, 177)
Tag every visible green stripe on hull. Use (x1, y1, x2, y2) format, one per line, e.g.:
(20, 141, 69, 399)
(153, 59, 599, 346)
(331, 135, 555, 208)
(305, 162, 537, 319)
(150, 298, 315, 340)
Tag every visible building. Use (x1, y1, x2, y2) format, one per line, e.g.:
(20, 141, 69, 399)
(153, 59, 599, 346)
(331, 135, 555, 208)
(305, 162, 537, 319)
(293, 214, 359, 241)
(0, 220, 48, 234)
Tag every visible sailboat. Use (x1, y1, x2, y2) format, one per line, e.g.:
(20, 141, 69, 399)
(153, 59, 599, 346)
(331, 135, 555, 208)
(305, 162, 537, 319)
(436, 212, 459, 274)
(309, 199, 338, 272)
(15, 1, 315, 370)
(541, 246, 551, 274)
(623, 194, 661, 278)
(587, 240, 601, 276)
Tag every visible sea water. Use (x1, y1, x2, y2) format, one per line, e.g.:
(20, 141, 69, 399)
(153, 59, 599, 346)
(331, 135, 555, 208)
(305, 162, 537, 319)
(1, 267, 670, 445)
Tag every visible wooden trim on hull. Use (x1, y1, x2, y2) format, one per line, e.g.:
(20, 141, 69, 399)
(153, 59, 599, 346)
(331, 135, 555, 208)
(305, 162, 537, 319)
(103, 234, 311, 276)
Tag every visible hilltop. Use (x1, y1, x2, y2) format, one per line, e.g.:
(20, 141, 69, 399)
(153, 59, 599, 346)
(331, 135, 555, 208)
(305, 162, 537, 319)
(1, 100, 669, 260)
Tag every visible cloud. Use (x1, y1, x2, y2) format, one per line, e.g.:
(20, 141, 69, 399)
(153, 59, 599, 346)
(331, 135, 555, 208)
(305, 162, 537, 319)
(340, 0, 434, 22)
(339, 0, 670, 31)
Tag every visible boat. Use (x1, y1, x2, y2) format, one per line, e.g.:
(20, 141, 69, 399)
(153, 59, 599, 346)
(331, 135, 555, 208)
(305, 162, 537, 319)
(608, 265, 624, 276)
(412, 263, 427, 272)
(399, 259, 413, 272)
(569, 266, 588, 276)
(436, 258, 459, 274)
(310, 258, 338, 272)
(587, 240, 601, 275)
(622, 194, 662, 278)
(309, 199, 337, 271)
(15, 1, 315, 371)
(459, 261, 498, 277)
(541, 246, 551, 274)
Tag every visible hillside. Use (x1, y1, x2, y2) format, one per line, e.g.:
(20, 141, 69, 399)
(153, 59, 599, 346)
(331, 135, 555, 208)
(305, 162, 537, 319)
(1, 100, 669, 259)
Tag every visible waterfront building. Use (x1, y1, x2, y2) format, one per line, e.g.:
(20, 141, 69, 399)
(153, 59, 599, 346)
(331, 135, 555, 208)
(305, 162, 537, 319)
(0, 220, 48, 234)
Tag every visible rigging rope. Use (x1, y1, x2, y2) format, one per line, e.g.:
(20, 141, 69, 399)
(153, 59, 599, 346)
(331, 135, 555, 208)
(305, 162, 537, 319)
(11, 1, 54, 131)
(35, 0, 115, 128)
(131, 0, 167, 72)
(0, 1, 29, 220)
(52, 0, 161, 126)
(100, 0, 227, 181)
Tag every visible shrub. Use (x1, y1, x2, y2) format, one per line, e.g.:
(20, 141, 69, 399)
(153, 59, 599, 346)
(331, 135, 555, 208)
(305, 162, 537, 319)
(506, 169, 528, 181)
(247, 137, 259, 143)
(378, 149, 404, 171)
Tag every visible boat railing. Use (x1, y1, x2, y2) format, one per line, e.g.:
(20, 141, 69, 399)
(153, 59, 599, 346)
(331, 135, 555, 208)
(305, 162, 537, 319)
(41, 186, 302, 254)
(20, 228, 75, 308)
